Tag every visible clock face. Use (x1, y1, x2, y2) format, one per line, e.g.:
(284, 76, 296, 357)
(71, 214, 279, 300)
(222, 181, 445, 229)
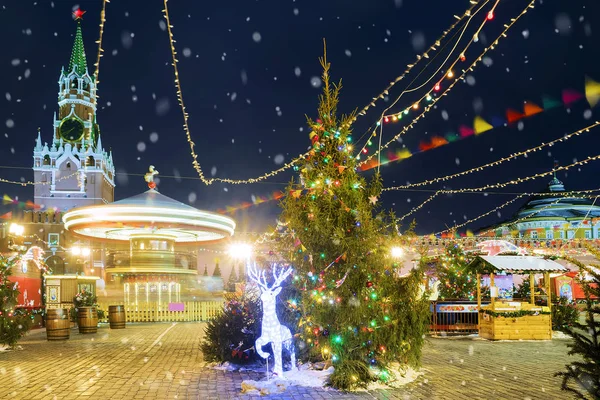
(59, 118, 85, 142)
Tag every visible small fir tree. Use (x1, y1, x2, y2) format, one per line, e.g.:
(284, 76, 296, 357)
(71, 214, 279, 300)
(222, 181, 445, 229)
(436, 243, 477, 300)
(227, 265, 239, 292)
(203, 264, 209, 276)
(556, 254, 600, 399)
(280, 46, 430, 389)
(0, 254, 32, 348)
(213, 260, 222, 277)
(201, 285, 261, 363)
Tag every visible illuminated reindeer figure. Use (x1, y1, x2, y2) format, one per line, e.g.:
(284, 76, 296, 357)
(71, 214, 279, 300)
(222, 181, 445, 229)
(247, 262, 297, 378)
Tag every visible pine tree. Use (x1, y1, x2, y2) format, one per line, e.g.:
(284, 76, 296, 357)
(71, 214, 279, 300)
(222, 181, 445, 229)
(203, 264, 209, 276)
(213, 260, 222, 277)
(0, 254, 32, 348)
(280, 46, 430, 389)
(227, 265, 239, 292)
(436, 243, 477, 300)
(556, 254, 600, 399)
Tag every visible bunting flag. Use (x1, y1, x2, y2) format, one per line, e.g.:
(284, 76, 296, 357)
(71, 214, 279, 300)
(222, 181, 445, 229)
(585, 76, 600, 108)
(542, 95, 562, 110)
(362, 83, 588, 172)
(562, 89, 583, 105)
(523, 101, 543, 116)
(216, 191, 285, 215)
(0, 212, 12, 219)
(506, 108, 524, 123)
(473, 116, 493, 134)
(1, 195, 42, 210)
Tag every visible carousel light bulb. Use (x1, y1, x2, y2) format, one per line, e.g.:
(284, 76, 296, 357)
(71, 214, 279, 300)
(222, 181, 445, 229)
(447, 70, 454, 78)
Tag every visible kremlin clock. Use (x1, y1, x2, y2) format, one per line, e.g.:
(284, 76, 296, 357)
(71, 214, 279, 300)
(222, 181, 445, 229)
(59, 117, 84, 142)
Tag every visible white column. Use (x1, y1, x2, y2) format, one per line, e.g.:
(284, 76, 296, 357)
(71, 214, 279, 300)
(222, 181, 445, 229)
(51, 170, 56, 191)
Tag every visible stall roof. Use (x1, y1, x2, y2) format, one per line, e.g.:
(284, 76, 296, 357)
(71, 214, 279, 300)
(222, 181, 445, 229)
(467, 255, 568, 274)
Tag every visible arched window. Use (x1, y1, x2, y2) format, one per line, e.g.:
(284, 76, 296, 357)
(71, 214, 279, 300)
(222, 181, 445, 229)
(66, 162, 71, 170)
(43, 155, 50, 165)
(86, 156, 95, 167)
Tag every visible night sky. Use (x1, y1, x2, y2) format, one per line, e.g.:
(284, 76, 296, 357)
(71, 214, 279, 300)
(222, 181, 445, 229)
(0, 0, 598, 235)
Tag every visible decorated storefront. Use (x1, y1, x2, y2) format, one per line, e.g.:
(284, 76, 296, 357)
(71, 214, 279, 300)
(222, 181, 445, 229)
(467, 255, 567, 340)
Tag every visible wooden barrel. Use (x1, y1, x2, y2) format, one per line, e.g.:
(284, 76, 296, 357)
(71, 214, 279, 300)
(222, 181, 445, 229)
(46, 308, 70, 341)
(77, 307, 98, 334)
(108, 305, 126, 329)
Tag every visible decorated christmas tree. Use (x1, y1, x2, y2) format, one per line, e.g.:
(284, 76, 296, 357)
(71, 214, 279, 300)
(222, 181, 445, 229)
(435, 243, 477, 300)
(280, 47, 429, 389)
(556, 254, 600, 398)
(0, 254, 32, 348)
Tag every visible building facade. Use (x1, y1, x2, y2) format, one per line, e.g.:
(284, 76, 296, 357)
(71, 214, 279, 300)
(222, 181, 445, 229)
(481, 174, 600, 240)
(2, 17, 114, 307)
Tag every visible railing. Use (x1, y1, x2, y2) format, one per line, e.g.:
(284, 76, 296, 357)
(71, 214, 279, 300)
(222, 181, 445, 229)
(97, 301, 223, 323)
(430, 301, 487, 335)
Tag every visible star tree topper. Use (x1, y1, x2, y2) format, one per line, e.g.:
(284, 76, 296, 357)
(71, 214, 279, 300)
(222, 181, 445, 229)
(73, 8, 86, 20)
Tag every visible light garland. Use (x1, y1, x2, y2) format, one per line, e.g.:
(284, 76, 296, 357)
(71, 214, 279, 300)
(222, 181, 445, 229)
(391, 152, 600, 193)
(0, 171, 78, 187)
(441, 187, 600, 236)
(354, 0, 494, 160)
(393, 121, 600, 189)
(93, 0, 109, 86)
(351, 0, 487, 123)
(359, 0, 537, 167)
(162, 0, 309, 186)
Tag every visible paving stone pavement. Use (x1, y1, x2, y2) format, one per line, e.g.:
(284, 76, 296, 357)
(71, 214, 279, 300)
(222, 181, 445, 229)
(0, 322, 578, 399)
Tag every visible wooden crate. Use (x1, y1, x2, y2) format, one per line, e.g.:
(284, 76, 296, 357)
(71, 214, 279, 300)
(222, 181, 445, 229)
(479, 313, 551, 340)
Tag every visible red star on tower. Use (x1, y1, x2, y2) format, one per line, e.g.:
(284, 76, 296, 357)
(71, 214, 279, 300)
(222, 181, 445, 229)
(72, 8, 86, 20)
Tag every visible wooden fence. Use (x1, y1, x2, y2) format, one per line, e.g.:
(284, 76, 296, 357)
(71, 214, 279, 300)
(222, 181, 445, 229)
(97, 301, 224, 323)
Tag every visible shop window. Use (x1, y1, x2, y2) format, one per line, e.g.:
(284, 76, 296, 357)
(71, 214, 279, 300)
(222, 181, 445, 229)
(48, 233, 59, 247)
(531, 231, 537, 239)
(559, 231, 565, 239)
(546, 231, 553, 239)
(585, 230, 591, 239)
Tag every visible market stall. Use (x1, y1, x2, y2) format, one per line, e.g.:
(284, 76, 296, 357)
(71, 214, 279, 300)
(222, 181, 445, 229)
(467, 255, 567, 340)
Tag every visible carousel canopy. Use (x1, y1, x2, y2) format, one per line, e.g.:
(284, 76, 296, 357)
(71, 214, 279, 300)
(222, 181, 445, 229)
(467, 255, 568, 274)
(63, 189, 236, 244)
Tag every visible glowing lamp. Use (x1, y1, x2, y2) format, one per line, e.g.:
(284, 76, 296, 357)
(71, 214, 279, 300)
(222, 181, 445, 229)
(391, 246, 404, 258)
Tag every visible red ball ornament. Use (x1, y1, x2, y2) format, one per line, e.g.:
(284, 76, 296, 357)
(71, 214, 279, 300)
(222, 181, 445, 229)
(366, 281, 374, 288)
(148, 181, 157, 189)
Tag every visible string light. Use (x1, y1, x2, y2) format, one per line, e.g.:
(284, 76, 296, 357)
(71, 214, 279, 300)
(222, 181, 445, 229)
(93, 0, 109, 86)
(350, 0, 489, 122)
(0, 171, 78, 187)
(387, 152, 600, 194)
(392, 121, 600, 189)
(354, 0, 494, 160)
(360, 0, 536, 167)
(391, 155, 600, 222)
(162, 0, 311, 186)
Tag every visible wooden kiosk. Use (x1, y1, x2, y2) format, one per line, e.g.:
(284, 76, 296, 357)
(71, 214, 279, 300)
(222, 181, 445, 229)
(468, 256, 567, 340)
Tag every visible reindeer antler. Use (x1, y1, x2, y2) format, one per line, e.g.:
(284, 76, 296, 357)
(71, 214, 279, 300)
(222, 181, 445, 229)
(271, 264, 293, 289)
(247, 262, 269, 291)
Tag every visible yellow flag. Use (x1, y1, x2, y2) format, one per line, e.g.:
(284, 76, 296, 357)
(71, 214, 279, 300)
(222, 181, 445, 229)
(474, 116, 493, 134)
(585, 76, 600, 107)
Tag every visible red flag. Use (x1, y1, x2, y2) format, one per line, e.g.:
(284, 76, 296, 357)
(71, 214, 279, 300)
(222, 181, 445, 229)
(506, 109, 524, 123)
(0, 211, 12, 219)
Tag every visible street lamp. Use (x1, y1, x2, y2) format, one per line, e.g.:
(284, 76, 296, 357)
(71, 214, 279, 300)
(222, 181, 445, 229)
(391, 246, 404, 258)
(9, 223, 24, 236)
(228, 243, 253, 260)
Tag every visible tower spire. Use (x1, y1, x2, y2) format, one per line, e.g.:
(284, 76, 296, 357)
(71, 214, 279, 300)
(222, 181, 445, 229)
(68, 11, 88, 75)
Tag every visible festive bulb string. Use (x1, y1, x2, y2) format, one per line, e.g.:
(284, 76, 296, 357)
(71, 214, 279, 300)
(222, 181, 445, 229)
(162, 0, 310, 186)
(393, 154, 600, 221)
(0, 171, 78, 187)
(93, 0, 109, 87)
(359, 0, 537, 167)
(354, 0, 494, 160)
(437, 186, 600, 236)
(381, 121, 600, 188)
(351, 0, 487, 123)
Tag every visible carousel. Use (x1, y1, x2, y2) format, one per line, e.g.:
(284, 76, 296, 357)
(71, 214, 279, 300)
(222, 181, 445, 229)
(62, 167, 236, 304)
